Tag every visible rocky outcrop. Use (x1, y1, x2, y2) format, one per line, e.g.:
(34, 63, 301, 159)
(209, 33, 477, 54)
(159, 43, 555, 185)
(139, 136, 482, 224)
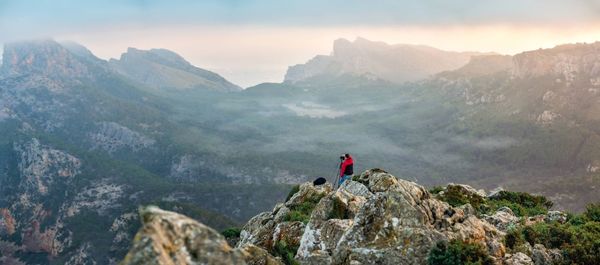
(122, 168, 580, 264)
(126, 169, 543, 265)
(14, 138, 81, 195)
(89, 122, 155, 153)
(121, 206, 281, 265)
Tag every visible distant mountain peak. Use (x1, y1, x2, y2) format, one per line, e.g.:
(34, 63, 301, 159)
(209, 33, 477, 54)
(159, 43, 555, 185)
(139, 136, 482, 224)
(1, 39, 94, 80)
(285, 37, 491, 84)
(109, 47, 241, 91)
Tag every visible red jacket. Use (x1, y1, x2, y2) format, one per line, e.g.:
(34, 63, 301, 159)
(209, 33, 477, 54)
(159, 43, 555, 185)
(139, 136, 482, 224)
(340, 156, 354, 177)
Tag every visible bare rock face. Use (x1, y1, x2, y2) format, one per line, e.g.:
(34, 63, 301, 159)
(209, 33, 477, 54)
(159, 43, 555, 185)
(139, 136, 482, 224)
(512, 42, 600, 85)
(15, 138, 81, 195)
(89, 122, 155, 153)
(121, 206, 248, 265)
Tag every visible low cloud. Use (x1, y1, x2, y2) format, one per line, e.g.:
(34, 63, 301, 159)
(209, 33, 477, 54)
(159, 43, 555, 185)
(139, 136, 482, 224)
(452, 136, 518, 150)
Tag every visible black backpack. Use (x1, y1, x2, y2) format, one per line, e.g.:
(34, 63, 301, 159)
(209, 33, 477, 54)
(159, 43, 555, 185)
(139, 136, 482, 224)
(313, 177, 327, 186)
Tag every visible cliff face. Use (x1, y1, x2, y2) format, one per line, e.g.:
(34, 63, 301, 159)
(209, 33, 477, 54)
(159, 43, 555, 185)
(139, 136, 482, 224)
(512, 42, 600, 83)
(122, 169, 567, 265)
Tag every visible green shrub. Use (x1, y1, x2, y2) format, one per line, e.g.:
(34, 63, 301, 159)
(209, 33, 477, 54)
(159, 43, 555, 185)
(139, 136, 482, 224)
(487, 200, 547, 217)
(429, 186, 444, 195)
(485, 191, 552, 217)
(436, 185, 485, 209)
(284, 194, 324, 224)
(504, 228, 525, 250)
(584, 203, 600, 222)
(221, 227, 242, 238)
(273, 241, 300, 265)
(493, 191, 553, 208)
(563, 222, 600, 265)
(507, 208, 600, 265)
(568, 213, 589, 226)
(428, 239, 494, 265)
(527, 223, 571, 249)
(285, 185, 300, 202)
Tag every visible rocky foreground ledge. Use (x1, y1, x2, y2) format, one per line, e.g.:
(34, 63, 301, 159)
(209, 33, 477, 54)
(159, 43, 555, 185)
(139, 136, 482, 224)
(121, 169, 588, 265)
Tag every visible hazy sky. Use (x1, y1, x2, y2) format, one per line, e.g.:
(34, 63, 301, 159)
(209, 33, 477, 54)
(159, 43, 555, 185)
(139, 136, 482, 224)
(2, 0, 600, 87)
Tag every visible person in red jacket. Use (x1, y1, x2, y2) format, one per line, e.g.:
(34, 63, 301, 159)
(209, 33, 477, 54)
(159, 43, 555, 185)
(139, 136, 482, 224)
(339, 153, 354, 186)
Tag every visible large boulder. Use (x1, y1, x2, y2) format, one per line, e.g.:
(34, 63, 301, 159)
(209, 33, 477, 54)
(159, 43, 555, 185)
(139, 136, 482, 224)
(122, 206, 283, 265)
(121, 206, 247, 265)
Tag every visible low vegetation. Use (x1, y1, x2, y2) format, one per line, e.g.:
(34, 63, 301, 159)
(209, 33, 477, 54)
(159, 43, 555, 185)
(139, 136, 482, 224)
(432, 187, 553, 217)
(435, 185, 485, 209)
(431, 185, 600, 264)
(273, 241, 300, 265)
(283, 185, 324, 224)
(503, 203, 600, 265)
(284, 196, 323, 223)
(486, 191, 553, 217)
(427, 239, 494, 265)
(220, 227, 242, 239)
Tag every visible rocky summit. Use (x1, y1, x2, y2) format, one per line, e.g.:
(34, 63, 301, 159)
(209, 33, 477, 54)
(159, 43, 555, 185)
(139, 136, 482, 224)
(122, 169, 572, 265)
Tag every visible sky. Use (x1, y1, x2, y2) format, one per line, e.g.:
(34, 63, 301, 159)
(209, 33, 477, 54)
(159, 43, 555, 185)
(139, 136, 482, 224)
(2, 0, 600, 87)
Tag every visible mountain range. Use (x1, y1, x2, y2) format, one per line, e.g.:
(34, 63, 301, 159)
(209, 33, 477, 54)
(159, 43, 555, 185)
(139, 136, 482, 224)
(1, 37, 600, 264)
(285, 37, 490, 84)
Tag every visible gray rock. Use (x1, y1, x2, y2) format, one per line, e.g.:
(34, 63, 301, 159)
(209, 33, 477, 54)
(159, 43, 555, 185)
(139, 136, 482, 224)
(484, 207, 521, 232)
(544, 211, 567, 224)
(239, 244, 284, 265)
(236, 212, 276, 249)
(531, 244, 563, 265)
(445, 183, 487, 198)
(504, 252, 534, 265)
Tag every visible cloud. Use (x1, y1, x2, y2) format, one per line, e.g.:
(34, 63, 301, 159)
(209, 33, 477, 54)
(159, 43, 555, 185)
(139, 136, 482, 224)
(452, 136, 518, 150)
(1, 0, 598, 38)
